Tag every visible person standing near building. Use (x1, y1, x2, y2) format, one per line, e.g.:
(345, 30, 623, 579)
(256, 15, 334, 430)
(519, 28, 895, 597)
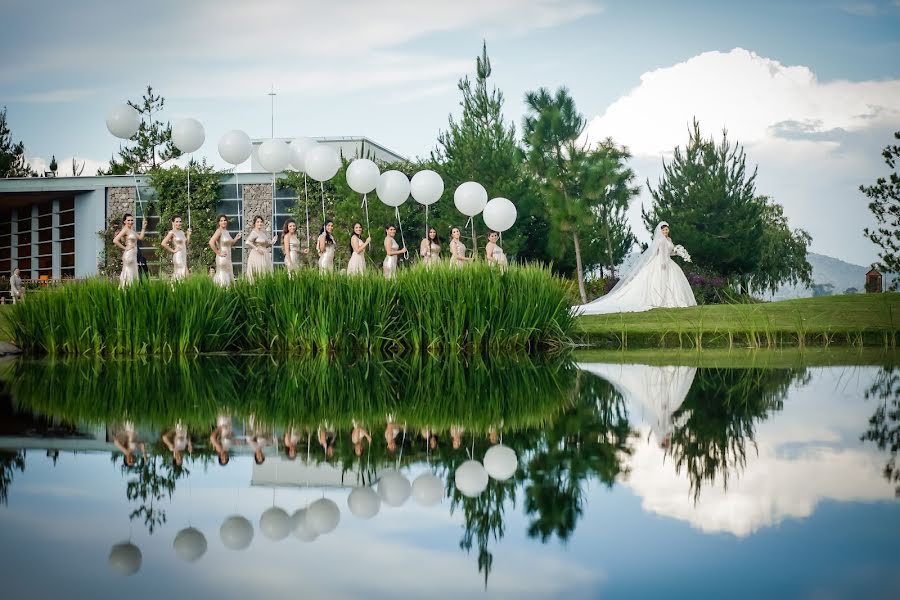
(209, 214, 241, 287)
(245, 215, 277, 283)
(113, 213, 146, 288)
(9, 267, 24, 303)
(160, 215, 191, 280)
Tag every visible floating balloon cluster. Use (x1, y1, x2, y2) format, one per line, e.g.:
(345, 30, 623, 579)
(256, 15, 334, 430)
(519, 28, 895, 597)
(105, 105, 519, 246)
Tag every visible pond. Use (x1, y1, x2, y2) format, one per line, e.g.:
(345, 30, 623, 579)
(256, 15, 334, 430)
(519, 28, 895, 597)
(0, 352, 898, 599)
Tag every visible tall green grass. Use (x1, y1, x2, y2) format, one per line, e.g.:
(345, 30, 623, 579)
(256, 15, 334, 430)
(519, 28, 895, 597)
(9, 264, 575, 356)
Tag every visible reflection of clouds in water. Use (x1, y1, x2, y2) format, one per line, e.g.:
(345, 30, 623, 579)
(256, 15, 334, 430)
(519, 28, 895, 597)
(580, 363, 896, 537)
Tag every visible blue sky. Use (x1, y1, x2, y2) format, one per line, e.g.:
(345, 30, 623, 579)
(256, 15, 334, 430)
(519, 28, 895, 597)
(2, 0, 899, 265)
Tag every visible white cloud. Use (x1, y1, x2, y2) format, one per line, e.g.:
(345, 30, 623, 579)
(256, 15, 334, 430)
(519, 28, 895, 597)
(583, 48, 900, 265)
(27, 155, 109, 177)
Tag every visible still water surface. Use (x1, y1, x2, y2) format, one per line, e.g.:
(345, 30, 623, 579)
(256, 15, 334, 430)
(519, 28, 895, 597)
(0, 354, 898, 599)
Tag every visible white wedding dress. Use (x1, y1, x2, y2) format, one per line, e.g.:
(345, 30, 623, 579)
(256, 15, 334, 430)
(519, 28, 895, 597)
(576, 221, 697, 315)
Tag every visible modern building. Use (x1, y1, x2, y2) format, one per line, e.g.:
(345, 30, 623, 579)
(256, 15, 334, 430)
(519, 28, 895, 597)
(0, 136, 405, 283)
(250, 136, 406, 172)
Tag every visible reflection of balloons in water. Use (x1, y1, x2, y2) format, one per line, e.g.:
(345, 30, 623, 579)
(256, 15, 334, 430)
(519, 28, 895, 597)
(410, 170, 444, 206)
(173, 527, 208, 563)
(455, 460, 489, 498)
(171, 118, 205, 154)
(260, 506, 292, 541)
(346, 159, 381, 195)
(347, 486, 381, 519)
(291, 509, 318, 542)
(411, 473, 444, 506)
(376, 170, 410, 208)
(377, 469, 411, 507)
(454, 181, 488, 217)
(105, 105, 140, 140)
(257, 138, 291, 173)
(304, 145, 341, 182)
(108, 542, 142, 576)
(220, 515, 254, 550)
(218, 130, 252, 166)
(482, 197, 517, 233)
(307, 498, 341, 534)
(290, 137, 318, 172)
(483, 445, 518, 481)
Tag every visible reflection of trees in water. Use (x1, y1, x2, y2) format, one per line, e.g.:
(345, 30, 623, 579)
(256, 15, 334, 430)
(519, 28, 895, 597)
(115, 454, 190, 534)
(0, 450, 25, 506)
(861, 367, 900, 497)
(666, 367, 808, 500)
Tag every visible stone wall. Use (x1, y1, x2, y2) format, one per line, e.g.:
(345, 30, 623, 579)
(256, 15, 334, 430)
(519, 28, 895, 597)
(106, 187, 136, 227)
(241, 184, 273, 261)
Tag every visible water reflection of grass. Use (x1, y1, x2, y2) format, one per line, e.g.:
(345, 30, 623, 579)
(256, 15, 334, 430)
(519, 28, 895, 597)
(575, 347, 900, 368)
(577, 293, 900, 349)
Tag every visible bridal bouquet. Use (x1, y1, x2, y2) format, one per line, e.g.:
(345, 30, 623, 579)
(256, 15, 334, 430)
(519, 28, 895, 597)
(673, 245, 692, 263)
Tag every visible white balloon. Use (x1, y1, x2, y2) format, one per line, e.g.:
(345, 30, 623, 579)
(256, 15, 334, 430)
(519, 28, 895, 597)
(108, 542, 142, 576)
(220, 515, 254, 550)
(483, 445, 518, 481)
(377, 470, 411, 507)
(410, 170, 444, 206)
(347, 486, 381, 519)
(218, 130, 252, 165)
(455, 460, 489, 498)
(289, 137, 318, 171)
(257, 138, 291, 173)
(307, 498, 341, 534)
(173, 527, 208, 563)
(482, 197, 517, 233)
(259, 506, 292, 541)
(172, 118, 205, 154)
(291, 509, 318, 542)
(106, 105, 140, 140)
(411, 473, 444, 506)
(453, 181, 488, 217)
(304, 144, 341, 182)
(376, 170, 410, 208)
(346, 159, 380, 194)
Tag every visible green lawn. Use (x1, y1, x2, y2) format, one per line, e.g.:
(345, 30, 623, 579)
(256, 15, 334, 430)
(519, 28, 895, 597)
(575, 293, 900, 349)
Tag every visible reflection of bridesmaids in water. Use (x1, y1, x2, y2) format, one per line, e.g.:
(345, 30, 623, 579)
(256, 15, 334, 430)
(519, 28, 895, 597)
(385, 417, 404, 453)
(420, 427, 438, 450)
(318, 424, 336, 460)
(162, 422, 193, 467)
(246, 415, 273, 465)
(351, 421, 371, 457)
(283, 426, 305, 460)
(113, 421, 146, 466)
(210, 415, 236, 466)
(450, 425, 464, 450)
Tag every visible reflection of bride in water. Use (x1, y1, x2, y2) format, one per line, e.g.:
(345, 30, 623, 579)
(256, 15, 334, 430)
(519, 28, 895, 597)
(578, 362, 696, 446)
(576, 222, 696, 315)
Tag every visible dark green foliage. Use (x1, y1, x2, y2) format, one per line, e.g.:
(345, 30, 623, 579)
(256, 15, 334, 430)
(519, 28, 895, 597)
(747, 196, 812, 294)
(862, 131, 900, 289)
(101, 85, 181, 175)
(0, 106, 34, 178)
(861, 366, 900, 496)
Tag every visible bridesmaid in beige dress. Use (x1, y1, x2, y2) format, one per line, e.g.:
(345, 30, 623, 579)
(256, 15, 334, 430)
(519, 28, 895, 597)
(160, 215, 191, 280)
(485, 230, 508, 270)
(208, 214, 241, 287)
(245, 215, 277, 282)
(449, 227, 471, 268)
(347, 222, 371, 275)
(382, 224, 406, 279)
(113, 213, 146, 288)
(419, 228, 441, 266)
(317, 220, 336, 272)
(282, 218, 307, 273)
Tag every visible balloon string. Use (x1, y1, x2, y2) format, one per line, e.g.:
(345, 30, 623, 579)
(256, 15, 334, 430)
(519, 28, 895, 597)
(187, 154, 192, 229)
(320, 181, 326, 225)
(304, 174, 311, 250)
(395, 207, 409, 260)
(272, 172, 277, 240)
(236, 171, 244, 255)
(361, 193, 370, 234)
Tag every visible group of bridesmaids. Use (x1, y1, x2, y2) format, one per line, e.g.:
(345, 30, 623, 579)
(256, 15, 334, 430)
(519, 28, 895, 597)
(114, 213, 508, 288)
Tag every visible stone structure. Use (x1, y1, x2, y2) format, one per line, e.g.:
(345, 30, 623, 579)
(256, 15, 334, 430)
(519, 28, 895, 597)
(241, 183, 274, 261)
(106, 187, 136, 227)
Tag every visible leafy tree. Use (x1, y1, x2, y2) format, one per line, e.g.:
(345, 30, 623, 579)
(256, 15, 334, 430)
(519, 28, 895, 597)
(101, 86, 181, 175)
(810, 282, 834, 297)
(747, 197, 812, 295)
(432, 43, 547, 262)
(862, 131, 900, 289)
(523, 87, 591, 302)
(0, 106, 35, 178)
(644, 120, 766, 291)
(844, 287, 859, 294)
(861, 366, 900, 496)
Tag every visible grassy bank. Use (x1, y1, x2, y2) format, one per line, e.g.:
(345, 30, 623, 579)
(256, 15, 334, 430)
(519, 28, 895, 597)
(575, 346, 900, 368)
(7, 264, 575, 356)
(576, 293, 900, 349)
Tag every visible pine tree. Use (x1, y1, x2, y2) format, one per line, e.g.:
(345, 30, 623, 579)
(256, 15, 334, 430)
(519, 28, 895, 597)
(862, 131, 900, 288)
(0, 106, 35, 178)
(101, 86, 181, 175)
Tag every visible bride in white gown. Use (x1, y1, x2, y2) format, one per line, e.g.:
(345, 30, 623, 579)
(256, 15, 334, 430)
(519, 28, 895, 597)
(576, 221, 696, 315)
